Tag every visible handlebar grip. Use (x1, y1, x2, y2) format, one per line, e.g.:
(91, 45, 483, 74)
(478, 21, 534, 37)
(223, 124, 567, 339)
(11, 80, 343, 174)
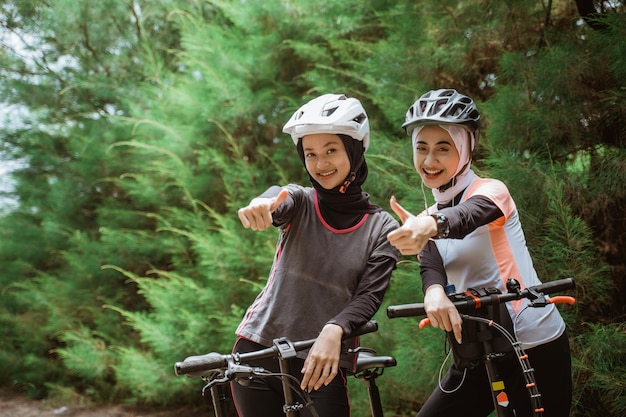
(533, 277, 575, 295)
(347, 320, 378, 338)
(174, 352, 228, 377)
(549, 296, 576, 305)
(386, 303, 426, 318)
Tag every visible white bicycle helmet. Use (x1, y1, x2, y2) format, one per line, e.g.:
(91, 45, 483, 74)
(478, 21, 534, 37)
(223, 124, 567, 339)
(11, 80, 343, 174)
(282, 94, 370, 151)
(402, 89, 480, 147)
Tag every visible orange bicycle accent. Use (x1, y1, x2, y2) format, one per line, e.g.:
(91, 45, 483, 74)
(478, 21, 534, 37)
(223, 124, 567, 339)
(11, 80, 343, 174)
(549, 296, 575, 305)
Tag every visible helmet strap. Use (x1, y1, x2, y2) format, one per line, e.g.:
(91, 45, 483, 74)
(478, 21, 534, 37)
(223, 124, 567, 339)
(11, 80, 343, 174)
(437, 176, 455, 193)
(437, 158, 471, 193)
(339, 171, 357, 194)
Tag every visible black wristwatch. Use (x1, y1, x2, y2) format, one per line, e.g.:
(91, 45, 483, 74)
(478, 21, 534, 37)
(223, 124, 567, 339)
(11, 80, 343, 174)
(430, 212, 450, 239)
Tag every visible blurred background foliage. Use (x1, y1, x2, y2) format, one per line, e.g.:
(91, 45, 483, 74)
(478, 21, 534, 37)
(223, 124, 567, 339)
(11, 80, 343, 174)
(0, 1, 624, 416)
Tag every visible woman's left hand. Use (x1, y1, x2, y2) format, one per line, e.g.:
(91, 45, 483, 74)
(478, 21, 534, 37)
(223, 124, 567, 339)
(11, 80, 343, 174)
(300, 324, 343, 392)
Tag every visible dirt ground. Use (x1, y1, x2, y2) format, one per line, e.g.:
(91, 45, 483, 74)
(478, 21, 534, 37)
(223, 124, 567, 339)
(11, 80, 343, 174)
(0, 389, 204, 417)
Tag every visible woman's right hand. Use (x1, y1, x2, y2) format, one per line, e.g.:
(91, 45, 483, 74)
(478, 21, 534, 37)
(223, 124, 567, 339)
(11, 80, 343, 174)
(300, 324, 343, 392)
(237, 188, 289, 231)
(424, 285, 463, 344)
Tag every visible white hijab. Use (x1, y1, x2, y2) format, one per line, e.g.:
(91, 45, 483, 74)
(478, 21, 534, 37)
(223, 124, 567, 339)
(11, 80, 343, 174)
(412, 125, 477, 204)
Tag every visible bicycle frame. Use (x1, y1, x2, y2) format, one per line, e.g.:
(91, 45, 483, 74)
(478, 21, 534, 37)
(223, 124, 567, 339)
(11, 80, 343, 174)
(386, 277, 576, 417)
(174, 320, 396, 417)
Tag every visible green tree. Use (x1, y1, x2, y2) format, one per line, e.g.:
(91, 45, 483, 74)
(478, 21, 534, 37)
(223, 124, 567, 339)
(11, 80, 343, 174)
(0, 0, 188, 401)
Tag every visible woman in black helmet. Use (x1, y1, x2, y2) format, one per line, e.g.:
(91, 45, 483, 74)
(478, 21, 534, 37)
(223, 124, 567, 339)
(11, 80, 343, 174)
(387, 89, 572, 417)
(234, 94, 399, 417)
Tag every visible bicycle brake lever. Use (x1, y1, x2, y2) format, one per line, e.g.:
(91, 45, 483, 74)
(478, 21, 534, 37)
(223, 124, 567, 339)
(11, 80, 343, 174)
(348, 346, 376, 355)
(526, 287, 549, 307)
(201, 364, 270, 395)
(201, 374, 230, 395)
(226, 363, 270, 379)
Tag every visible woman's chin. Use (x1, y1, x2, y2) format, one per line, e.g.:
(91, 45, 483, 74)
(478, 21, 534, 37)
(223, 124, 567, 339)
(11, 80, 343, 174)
(316, 179, 341, 190)
(421, 177, 446, 189)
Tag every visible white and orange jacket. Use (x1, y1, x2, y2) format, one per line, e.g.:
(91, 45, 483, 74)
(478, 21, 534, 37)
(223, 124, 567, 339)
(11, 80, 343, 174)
(419, 177, 566, 349)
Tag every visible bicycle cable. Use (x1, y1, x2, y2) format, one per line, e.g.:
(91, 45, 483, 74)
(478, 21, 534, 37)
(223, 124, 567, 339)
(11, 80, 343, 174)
(437, 347, 467, 394)
(249, 371, 319, 417)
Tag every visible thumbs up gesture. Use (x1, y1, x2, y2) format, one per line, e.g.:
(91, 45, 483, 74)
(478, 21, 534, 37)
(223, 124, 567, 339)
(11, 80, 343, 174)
(387, 196, 438, 255)
(238, 188, 289, 231)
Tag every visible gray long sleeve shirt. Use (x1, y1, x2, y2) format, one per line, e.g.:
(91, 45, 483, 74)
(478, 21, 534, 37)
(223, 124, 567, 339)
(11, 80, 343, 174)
(236, 184, 399, 369)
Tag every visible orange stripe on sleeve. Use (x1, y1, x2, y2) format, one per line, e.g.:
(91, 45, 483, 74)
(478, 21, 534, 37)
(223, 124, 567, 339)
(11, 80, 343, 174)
(487, 222, 524, 313)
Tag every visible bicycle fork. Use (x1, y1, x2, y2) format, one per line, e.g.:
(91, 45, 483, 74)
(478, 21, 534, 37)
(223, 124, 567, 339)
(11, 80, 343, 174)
(209, 384, 230, 417)
(274, 337, 310, 417)
(480, 323, 516, 417)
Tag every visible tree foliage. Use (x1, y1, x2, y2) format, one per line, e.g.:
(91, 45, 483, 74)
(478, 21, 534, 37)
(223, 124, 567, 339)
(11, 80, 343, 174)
(1, 1, 624, 415)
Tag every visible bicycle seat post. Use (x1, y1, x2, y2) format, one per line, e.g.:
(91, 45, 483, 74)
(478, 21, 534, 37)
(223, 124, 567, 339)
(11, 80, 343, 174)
(356, 369, 384, 417)
(273, 337, 303, 417)
(352, 351, 397, 417)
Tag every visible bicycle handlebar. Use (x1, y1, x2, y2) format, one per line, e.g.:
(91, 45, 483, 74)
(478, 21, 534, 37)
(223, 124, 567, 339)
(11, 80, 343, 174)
(386, 277, 575, 319)
(174, 320, 379, 377)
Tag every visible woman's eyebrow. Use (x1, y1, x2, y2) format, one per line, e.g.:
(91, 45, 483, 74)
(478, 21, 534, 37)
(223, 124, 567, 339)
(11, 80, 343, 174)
(303, 140, 340, 151)
(416, 139, 453, 145)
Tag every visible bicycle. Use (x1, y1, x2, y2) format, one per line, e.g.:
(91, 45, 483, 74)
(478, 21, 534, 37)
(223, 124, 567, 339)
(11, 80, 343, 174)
(174, 320, 396, 417)
(386, 277, 576, 417)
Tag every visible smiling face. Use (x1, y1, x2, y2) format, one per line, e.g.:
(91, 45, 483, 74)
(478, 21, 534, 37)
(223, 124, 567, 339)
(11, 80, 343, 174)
(301, 133, 351, 190)
(413, 125, 460, 189)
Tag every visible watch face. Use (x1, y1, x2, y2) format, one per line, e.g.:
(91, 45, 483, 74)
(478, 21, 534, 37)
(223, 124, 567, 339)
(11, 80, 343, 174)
(434, 213, 449, 238)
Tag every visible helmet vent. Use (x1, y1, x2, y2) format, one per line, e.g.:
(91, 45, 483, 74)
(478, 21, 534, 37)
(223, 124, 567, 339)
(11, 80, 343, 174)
(322, 106, 339, 117)
(353, 113, 366, 124)
(433, 99, 448, 114)
(449, 103, 465, 117)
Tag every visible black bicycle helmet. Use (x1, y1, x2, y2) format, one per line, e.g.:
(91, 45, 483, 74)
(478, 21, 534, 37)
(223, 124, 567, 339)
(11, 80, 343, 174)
(402, 89, 481, 147)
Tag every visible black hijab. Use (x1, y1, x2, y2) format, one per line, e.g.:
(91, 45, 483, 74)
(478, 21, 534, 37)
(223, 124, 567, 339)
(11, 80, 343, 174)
(296, 134, 382, 229)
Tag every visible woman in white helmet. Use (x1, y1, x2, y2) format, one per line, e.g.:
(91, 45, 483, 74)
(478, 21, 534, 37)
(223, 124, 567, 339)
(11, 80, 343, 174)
(387, 89, 572, 417)
(234, 94, 399, 417)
